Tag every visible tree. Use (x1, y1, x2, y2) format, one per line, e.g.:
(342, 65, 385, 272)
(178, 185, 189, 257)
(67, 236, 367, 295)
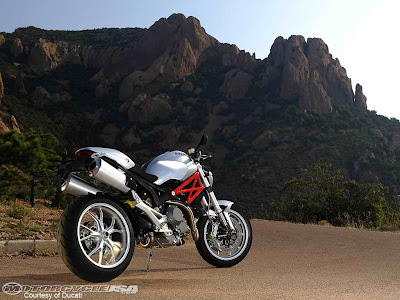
(0, 129, 60, 206)
(274, 163, 387, 228)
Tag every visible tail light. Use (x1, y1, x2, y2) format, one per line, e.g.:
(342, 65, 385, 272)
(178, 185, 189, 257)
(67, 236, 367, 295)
(76, 150, 93, 160)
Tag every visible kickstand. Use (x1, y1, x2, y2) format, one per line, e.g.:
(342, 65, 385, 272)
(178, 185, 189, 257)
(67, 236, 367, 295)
(146, 247, 154, 272)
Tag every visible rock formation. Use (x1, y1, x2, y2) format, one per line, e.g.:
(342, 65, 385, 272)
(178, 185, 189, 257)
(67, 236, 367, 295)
(0, 114, 21, 133)
(259, 36, 357, 113)
(31, 86, 72, 106)
(220, 44, 258, 72)
(10, 115, 20, 132)
(28, 38, 69, 71)
(119, 93, 172, 123)
(0, 72, 4, 105)
(180, 81, 194, 93)
(121, 126, 141, 148)
(252, 130, 276, 149)
(14, 70, 27, 96)
(119, 14, 218, 101)
(299, 69, 332, 113)
(95, 80, 110, 98)
(6, 14, 260, 103)
(1, 14, 368, 116)
(354, 83, 367, 109)
(219, 68, 253, 101)
(10, 38, 23, 57)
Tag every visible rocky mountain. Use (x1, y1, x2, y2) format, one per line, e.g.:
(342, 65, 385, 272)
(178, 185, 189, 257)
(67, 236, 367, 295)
(1, 13, 399, 215)
(0, 72, 20, 132)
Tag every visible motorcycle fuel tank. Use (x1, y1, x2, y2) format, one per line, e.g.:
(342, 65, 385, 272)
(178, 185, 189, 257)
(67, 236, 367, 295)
(144, 151, 197, 185)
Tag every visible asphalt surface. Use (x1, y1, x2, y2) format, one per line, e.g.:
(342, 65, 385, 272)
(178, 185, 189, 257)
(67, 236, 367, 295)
(1, 220, 400, 299)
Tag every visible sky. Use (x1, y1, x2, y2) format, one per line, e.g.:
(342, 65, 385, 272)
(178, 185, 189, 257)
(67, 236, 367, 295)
(0, 0, 399, 119)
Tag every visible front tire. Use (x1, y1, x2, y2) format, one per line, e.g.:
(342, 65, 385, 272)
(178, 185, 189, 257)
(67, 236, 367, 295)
(195, 207, 252, 268)
(58, 195, 134, 282)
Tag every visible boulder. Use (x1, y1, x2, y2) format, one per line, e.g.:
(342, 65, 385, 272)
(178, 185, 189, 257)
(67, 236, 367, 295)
(121, 126, 142, 148)
(14, 71, 27, 96)
(194, 87, 202, 95)
(212, 101, 228, 114)
(10, 115, 20, 132)
(219, 68, 253, 101)
(28, 39, 69, 71)
(100, 123, 119, 146)
(371, 129, 384, 140)
(221, 44, 257, 72)
(354, 83, 367, 109)
(160, 125, 182, 148)
(119, 93, 172, 123)
(31, 86, 72, 106)
(252, 130, 276, 149)
(0, 120, 9, 132)
(180, 81, 194, 93)
(392, 133, 400, 148)
(0, 72, 4, 104)
(0, 35, 5, 46)
(0, 114, 20, 133)
(89, 69, 106, 82)
(95, 80, 110, 98)
(221, 125, 238, 138)
(10, 38, 23, 57)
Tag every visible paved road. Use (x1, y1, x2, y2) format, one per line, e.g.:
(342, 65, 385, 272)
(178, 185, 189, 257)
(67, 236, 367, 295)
(1, 220, 400, 299)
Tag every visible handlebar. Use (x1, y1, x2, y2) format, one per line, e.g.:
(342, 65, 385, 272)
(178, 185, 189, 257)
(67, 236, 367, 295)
(188, 149, 212, 162)
(200, 154, 212, 160)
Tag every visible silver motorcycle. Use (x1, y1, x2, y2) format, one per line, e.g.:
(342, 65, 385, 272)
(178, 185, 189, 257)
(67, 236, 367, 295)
(55, 135, 252, 282)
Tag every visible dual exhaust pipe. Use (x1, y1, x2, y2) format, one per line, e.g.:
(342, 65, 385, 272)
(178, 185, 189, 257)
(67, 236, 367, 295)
(61, 158, 131, 196)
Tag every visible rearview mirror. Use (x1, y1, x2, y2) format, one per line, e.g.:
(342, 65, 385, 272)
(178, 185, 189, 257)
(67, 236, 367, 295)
(195, 134, 208, 151)
(200, 134, 208, 146)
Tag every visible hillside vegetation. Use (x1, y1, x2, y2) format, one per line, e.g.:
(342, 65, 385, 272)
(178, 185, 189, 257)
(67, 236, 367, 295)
(1, 14, 400, 230)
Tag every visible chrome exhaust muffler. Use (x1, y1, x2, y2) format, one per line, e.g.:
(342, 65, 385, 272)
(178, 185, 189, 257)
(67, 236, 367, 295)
(61, 174, 103, 197)
(88, 158, 131, 193)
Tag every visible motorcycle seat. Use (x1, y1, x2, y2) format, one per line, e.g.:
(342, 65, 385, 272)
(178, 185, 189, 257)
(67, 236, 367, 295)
(129, 165, 158, 183)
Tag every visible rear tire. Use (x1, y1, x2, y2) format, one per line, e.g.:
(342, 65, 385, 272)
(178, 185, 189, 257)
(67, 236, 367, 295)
(195, 207, 252, 268)
(58, 194, 134, 282)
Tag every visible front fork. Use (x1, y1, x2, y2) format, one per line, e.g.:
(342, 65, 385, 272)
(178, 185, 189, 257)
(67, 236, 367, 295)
(198, 166, 235, 232)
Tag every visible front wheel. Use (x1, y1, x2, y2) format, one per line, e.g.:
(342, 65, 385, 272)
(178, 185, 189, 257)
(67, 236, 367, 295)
(58, 195, 134, 282)
(195, 207, 252, 267)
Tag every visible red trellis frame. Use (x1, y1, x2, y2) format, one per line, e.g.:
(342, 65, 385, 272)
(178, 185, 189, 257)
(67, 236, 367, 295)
(171, 172, 204, 204)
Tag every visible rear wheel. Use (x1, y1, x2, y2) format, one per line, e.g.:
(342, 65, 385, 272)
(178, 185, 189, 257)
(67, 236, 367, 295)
(58, 195, 134, 282)
(195, 207, 252, 267)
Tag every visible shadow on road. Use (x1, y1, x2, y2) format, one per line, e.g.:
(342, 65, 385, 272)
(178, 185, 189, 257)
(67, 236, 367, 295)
(0, 266, 214, 285)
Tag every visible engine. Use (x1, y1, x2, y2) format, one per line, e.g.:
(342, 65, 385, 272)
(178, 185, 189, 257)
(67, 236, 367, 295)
(136, 203, 191, 248)
(148, 205, 190, 248)
(167, 205, 190, 235)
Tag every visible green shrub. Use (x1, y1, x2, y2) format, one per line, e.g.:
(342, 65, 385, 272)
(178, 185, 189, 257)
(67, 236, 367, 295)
(6, 202, 28, 219)
(273, 163, 392, 229)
